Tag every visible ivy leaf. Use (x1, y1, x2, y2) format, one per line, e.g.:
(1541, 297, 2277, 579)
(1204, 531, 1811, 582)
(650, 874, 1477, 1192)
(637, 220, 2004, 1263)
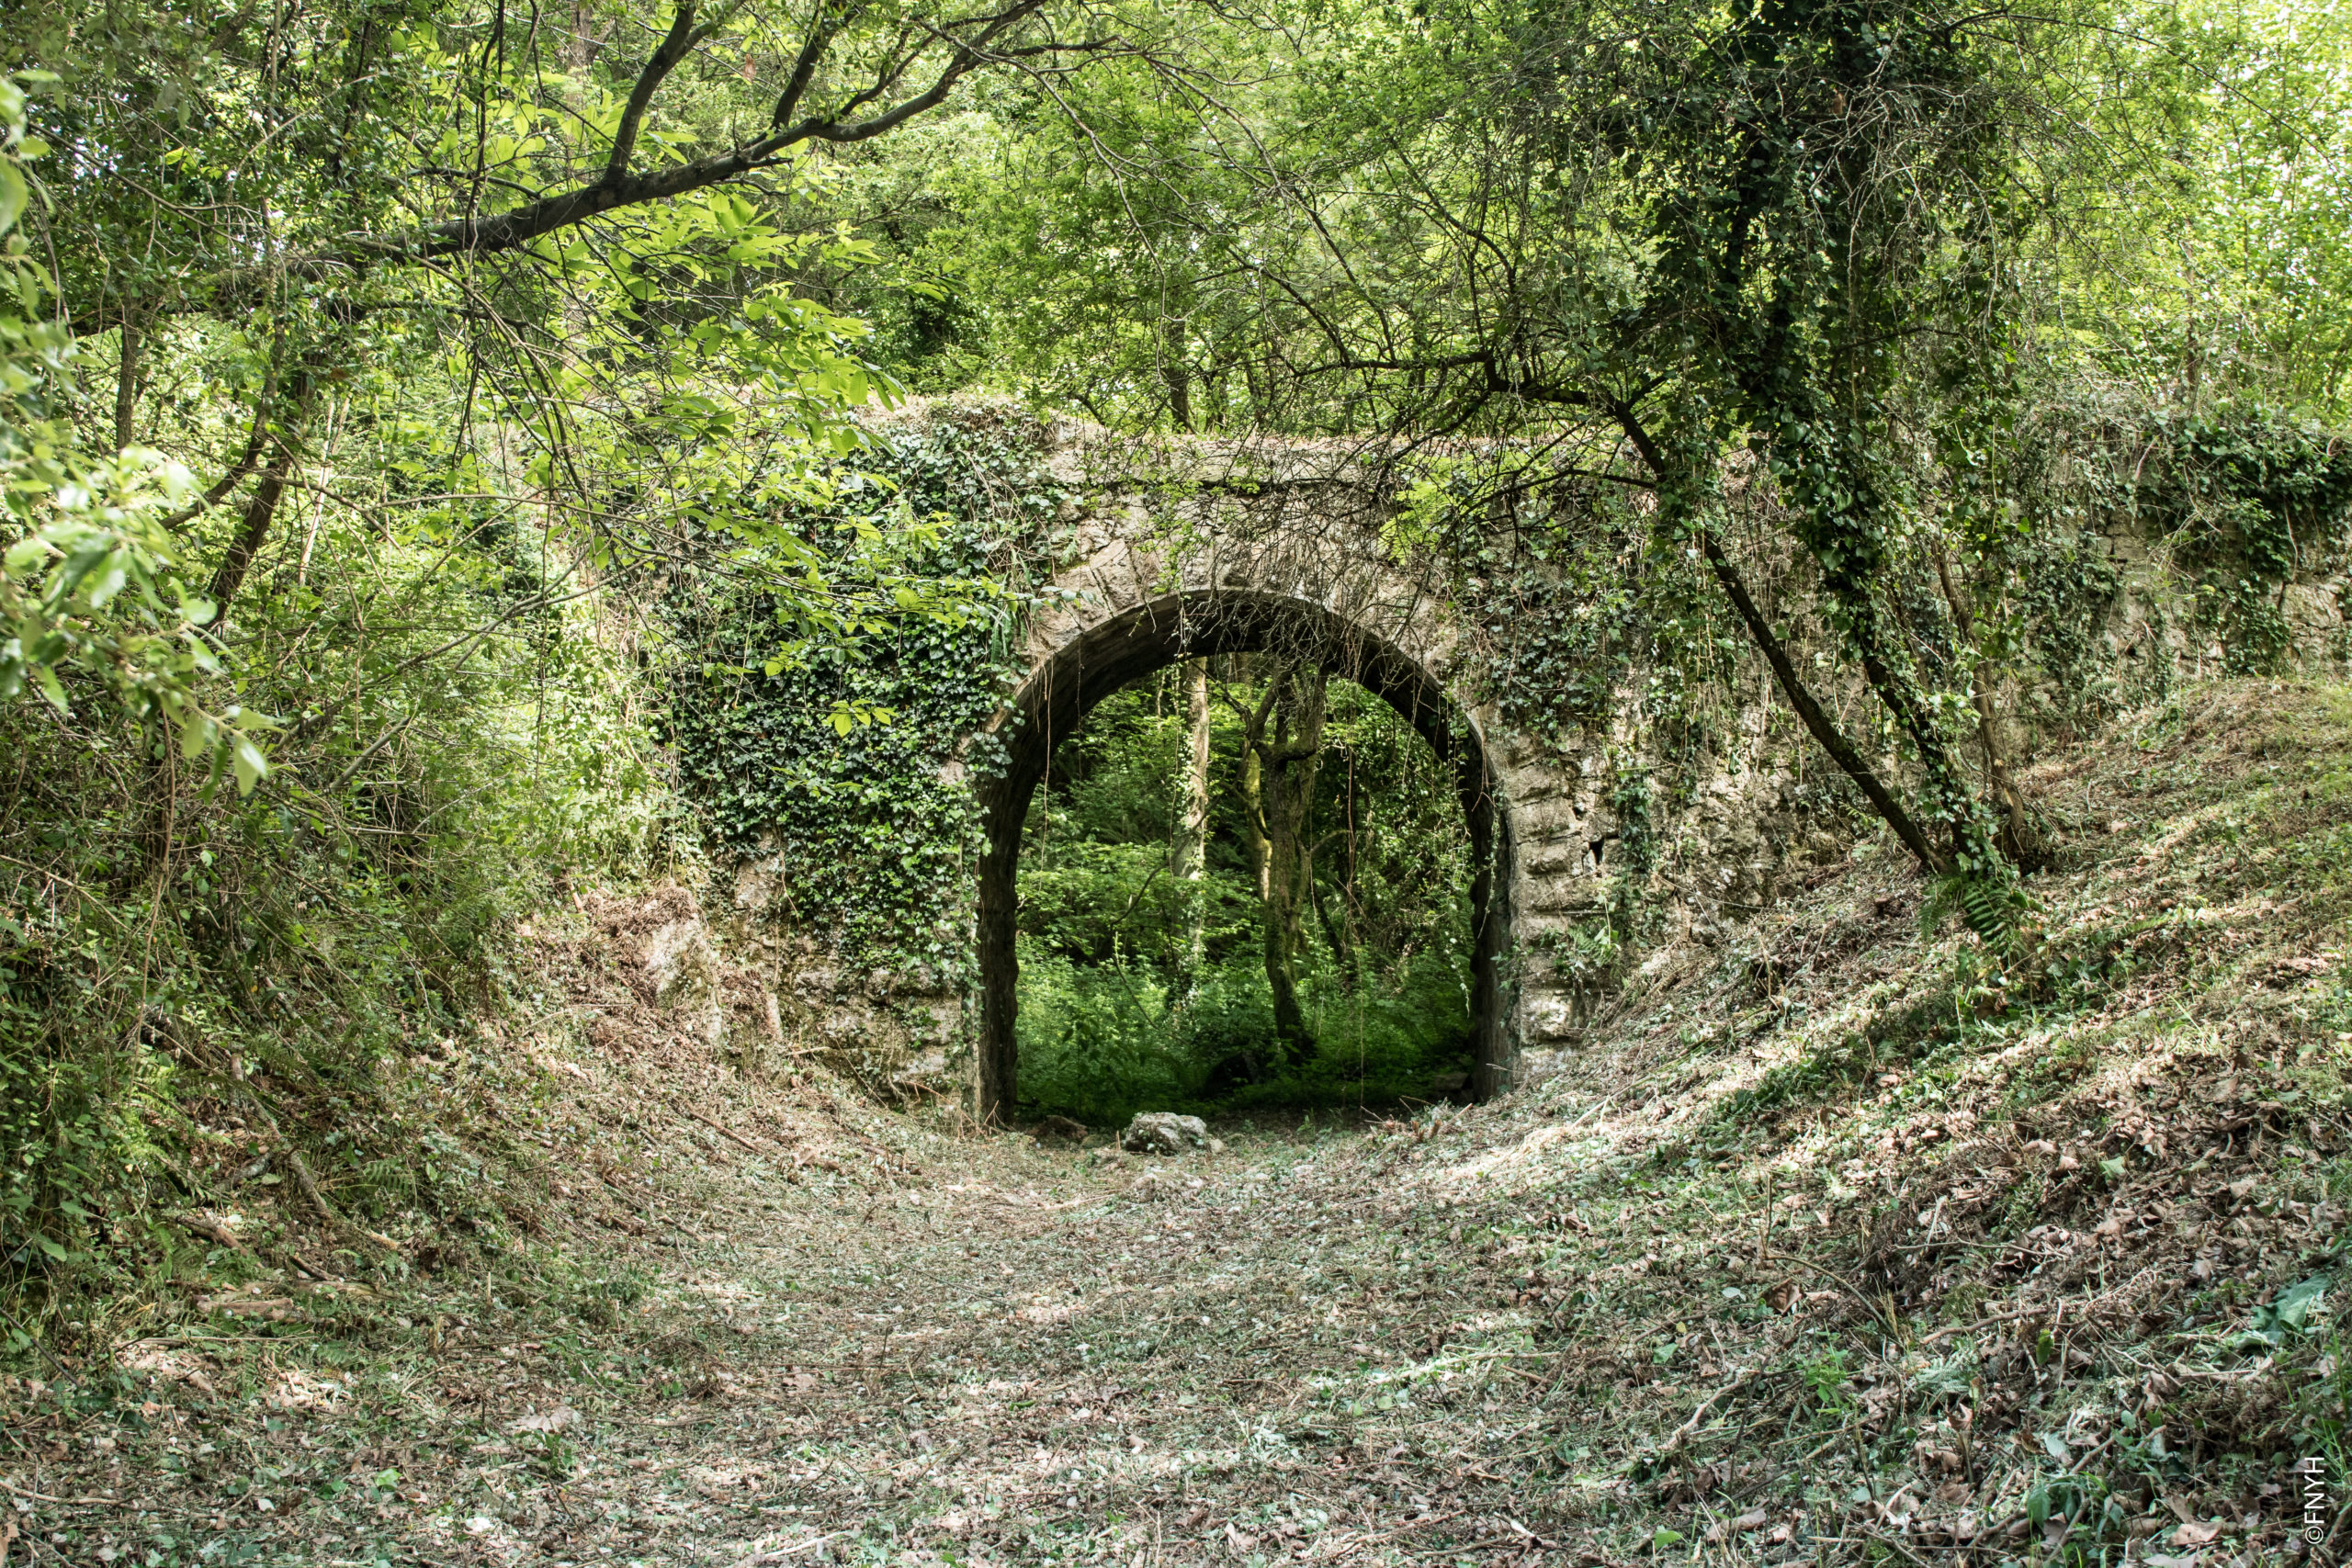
(2252, 1276, 2328, 1345)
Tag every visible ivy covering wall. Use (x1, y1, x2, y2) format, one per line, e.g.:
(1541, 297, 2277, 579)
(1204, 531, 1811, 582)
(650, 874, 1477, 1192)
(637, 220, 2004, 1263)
(663, 406, 1062, 980)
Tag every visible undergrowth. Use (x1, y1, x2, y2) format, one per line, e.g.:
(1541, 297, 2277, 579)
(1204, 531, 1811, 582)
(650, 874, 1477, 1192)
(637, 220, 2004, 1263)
(3, 677, 2349, 1568)
(1013, 946, 1475, 1125)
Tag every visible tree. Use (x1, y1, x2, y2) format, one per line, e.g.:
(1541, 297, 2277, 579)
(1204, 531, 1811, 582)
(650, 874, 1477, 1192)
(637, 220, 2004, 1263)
(933, 0, 2159, 931)
(1224, 659, 1327, 1061)
(1171, 655, 1211, 973)
(1, 0, 1148, 1278)
(28, 0, 1129, 726)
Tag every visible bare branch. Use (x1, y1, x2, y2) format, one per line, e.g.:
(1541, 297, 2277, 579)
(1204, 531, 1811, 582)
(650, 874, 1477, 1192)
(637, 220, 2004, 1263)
(74, 0, 1119, 330)
(160, 357, 284, 532)
(605, 6, 704, 184)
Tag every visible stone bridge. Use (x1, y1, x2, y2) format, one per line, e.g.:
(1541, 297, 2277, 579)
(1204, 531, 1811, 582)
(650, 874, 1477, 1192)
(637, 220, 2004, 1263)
(708, 407, 2347, 1120)
(956, 420, 1774, 1121)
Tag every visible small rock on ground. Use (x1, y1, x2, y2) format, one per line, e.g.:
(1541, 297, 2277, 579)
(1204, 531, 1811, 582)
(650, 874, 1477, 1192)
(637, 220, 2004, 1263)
(1122, 1111, 1207, 1154)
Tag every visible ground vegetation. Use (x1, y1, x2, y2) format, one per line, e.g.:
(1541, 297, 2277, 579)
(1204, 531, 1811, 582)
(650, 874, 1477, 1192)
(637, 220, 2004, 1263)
(4, 681, 2346, 1567)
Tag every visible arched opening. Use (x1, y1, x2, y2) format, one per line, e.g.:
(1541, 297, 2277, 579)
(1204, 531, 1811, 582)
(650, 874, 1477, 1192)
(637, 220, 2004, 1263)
(974, 591, 1513, 1122)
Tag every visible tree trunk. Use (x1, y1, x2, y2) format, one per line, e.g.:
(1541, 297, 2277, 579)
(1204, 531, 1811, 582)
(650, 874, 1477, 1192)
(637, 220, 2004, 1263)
(1934, 547, 2043, 868)
(1253, 667, 1327, 1063)
(1240, 723, 1271, 904)
(1612, 405, 1955, 876)
(1173, 657, 1211, 973)
(208, 443, 299, 615)
(1698, 529, 1951, 875)
(114, 315, 142, 452)
(207, 367, 317, 616)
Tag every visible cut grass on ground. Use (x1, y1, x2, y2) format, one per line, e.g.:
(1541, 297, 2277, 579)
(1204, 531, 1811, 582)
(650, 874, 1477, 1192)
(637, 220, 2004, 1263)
(9, 678, 2350, 1566)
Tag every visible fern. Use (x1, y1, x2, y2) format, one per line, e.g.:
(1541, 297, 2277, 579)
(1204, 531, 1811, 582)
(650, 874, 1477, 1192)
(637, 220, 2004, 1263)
(1925, 871, 2030, 957)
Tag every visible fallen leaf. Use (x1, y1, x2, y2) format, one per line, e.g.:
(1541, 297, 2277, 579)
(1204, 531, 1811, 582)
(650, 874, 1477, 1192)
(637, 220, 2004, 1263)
(509, 1406, 579, 1433)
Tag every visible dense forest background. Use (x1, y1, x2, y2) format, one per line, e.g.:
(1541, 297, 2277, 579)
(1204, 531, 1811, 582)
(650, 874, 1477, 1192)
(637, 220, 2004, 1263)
(1015, 666, 1479, 1124)
(3, 0, 2350, 1355)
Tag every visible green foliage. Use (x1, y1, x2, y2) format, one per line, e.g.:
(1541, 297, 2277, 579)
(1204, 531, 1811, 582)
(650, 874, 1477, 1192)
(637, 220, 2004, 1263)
(1015, 948, 1474, 1125)
(1926, 870, 2038, 958)
(0, 0, 999, 1349)
(1012, 671, 1476, 1123)
(2011, 525, 2129, 722)
(666, 408, 1052, 974)
(2067, 0, 2352, 422)
(2160, 409, 2352, 674)
(888, 0, 2352, 930)
(0, 73, 267, 791)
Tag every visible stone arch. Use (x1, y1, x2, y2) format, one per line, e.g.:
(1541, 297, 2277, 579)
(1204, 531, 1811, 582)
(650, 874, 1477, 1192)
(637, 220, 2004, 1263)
(904, 415, 1748, 1120)
(702, 411, 1840, 1110)
(972, 586, 1513, 1120)
(940, 419, 1623, 1122)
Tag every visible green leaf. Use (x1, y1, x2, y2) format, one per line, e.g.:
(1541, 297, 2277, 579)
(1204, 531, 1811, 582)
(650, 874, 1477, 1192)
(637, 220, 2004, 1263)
(230, 735, 268, 795)
(2252, 1276, 2328, 1344)
(4, 535, 48, 575)
(85, 550, 130, 608)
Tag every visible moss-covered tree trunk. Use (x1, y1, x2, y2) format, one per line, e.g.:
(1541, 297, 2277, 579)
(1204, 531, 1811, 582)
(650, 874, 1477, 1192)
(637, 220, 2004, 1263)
(1252, 667, 1326, 1062)
(1173, 657, 1211, 975)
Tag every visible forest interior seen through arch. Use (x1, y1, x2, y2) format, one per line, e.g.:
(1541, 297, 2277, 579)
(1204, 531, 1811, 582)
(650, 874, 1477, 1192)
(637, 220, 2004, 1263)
(1014, 659, 1478, 1125)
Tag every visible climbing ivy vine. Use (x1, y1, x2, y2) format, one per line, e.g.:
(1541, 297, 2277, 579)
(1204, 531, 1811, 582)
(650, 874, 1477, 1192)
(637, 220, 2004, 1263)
(664, 406, 1064, 977)
(2160, 409, 2352, 676)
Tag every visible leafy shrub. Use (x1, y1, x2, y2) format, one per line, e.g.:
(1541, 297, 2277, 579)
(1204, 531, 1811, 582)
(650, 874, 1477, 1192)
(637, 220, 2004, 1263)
(1016, 944, 1473, 1126)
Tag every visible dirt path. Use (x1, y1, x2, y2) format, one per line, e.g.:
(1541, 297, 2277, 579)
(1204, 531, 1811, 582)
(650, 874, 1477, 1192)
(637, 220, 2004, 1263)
(16, 682, 2350, 1567)
(531, 1122, 1568, 1568)
(18, 1105, 1589, 1568)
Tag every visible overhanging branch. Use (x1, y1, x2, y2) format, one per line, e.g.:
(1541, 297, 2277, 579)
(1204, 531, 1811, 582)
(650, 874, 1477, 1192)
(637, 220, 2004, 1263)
(80, 0, 1117, 329)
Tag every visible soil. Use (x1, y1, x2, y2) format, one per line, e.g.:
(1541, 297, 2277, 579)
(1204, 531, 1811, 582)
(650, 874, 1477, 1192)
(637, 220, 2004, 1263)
(8, 678, 2351, 1566)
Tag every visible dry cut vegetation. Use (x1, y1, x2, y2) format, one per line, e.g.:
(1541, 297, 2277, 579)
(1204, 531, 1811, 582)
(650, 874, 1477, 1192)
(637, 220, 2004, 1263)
(6, 679, 2350, 1567)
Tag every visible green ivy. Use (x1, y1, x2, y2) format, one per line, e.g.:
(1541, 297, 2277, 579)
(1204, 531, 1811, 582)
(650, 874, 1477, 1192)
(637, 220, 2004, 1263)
(2159, 407, 2352, 675)
(2013, 527, 2125, 720)
(664, 407, 1064, 976)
